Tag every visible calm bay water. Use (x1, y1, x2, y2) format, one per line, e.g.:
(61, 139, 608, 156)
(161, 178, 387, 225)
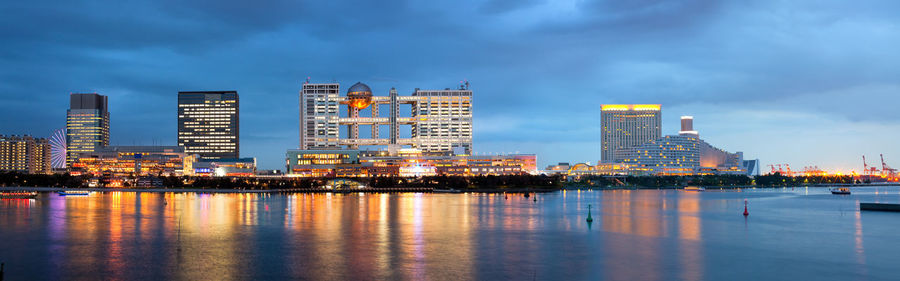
(2, 187, 899, 280)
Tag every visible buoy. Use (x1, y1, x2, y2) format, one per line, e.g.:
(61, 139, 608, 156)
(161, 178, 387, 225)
(743, 199, 749, 216)
(586, 205, 594, 222)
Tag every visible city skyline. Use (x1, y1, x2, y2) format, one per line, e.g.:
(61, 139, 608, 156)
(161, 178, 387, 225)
(3, 1, 900, 171)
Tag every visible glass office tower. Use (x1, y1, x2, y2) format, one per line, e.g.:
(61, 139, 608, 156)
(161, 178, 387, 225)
(66, 93, 109, 167)
(177, 91, 239, 159)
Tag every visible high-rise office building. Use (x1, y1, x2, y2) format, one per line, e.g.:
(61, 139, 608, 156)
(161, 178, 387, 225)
(298, 81, 472, 154)
(0, 135, 52, 174)
(600, 104, 661, 163)
(411, 88, 473, 154)
(66, 93, 109, 167)
(299, 83, 340, 150)
(177, 91, 239, 159)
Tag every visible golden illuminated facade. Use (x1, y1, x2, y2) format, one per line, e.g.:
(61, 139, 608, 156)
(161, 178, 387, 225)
(178, 91, 239, 159)
(601, 104, 661, 163)
(71, 146, 194, 177)
(67, 93, 109, 167)
(300, 81, 472, 154)
(286, 149, 535, 177)
(0, 135, 51, 174)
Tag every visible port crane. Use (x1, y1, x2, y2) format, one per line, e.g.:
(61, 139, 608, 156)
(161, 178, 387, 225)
(863, 155, 880, 176)
(881, 154, 897, 178)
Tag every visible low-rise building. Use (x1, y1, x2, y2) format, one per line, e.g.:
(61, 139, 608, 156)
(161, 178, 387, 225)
(71, 146, 194, 177)
(285, 149, 536, 177)
(190, 158, 256, 177)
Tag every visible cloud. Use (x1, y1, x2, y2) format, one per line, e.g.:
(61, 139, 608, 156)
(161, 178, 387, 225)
(2, 0, 900, 170)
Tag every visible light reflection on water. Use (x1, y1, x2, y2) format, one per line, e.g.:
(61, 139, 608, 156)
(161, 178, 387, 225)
(1, 187, 899, 280)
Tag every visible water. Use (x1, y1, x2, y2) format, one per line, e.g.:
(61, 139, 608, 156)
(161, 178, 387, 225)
(2, 187, 899, 280)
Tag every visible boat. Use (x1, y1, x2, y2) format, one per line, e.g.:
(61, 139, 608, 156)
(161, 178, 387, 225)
(433, 189, 462, 193)
(831, 187, 851, 195)
(683, 186, 706, 191)
(0, 191, 38, 199)
(58, 190, 91, 196)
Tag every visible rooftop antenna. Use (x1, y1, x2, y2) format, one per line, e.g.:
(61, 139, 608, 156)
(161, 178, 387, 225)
(458, 79, 470, 90)
(305, 77, 310, 84)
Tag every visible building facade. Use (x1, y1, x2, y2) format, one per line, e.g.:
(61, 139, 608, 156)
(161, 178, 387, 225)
(600, 104, 661, 163)
(299, 83, 340, 150)
(178, 91, 239, 159)
(71, 146, 194, 177)
(618, 116, 745, 175)
(67, 93, 109, 167)
(0, 135, 52, 174)
(298, 81, 472, 154)
(190, 158, 257, 177)
(411, 88, 473, 154)
(285, 149, 535, 177)
(619, 135, 702, 175)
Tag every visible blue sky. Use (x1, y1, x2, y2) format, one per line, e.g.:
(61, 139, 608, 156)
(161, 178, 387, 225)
(2, 0, 899, 172)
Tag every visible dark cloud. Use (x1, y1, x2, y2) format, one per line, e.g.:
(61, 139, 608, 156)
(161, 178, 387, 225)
(2, 0, 899, 169)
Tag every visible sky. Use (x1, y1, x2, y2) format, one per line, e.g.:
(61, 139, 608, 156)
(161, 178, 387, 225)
(2, 0, 900, 172)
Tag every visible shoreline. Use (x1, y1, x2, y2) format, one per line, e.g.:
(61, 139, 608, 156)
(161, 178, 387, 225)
(3, 184, 897, 194)
(0, 186, 559, 194)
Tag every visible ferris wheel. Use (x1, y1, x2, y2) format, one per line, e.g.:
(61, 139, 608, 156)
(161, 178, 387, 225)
(50, 127, 67, 169)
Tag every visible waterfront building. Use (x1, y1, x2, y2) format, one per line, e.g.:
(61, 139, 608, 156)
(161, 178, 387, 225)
(71, 146, 194, 177)
(600, 104, 661, 163)
(0, 135, 52, 174)
(190, 158, 257, 177)
(286, 149, 360, 177)
(285, 149, 535, 177)
(410, 88, 473, 154)
(619, 135, 702, 175)
(299, 80, 472, 154)
(543, 162, 629, 176)
(66, 93, 109, 167)
(177, 91, 239, 159)
(618, 116, 745, 175)
(299, 83, 340, 150)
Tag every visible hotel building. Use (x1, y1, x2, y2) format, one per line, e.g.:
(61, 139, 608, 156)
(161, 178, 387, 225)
(618, 116, 745, 175)
(178, 91, 239, 159)
(66, 93, 109, 166)
(600, 104, 661, 163)
(299, 81, 472, 154)
(0, 135, 52, 174)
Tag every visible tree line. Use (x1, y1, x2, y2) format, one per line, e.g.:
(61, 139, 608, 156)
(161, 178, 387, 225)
(0, 171, 859, 190)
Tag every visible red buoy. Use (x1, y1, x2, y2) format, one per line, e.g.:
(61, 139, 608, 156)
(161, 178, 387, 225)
(743, 199, 749, 216)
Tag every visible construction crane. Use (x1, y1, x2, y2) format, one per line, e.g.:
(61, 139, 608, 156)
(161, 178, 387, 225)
(881, 154, 897, 178)
(767, 164, 776, 174)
